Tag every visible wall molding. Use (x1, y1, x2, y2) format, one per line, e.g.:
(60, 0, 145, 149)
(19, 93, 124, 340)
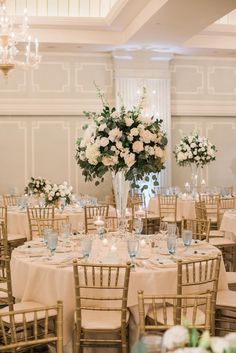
(171, 99, 236, 116)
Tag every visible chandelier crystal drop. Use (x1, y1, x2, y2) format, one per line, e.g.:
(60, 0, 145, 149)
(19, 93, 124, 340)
(0, 0, 41, 78)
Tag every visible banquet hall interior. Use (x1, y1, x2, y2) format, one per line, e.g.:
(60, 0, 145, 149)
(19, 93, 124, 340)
(1, 0, 236, 352)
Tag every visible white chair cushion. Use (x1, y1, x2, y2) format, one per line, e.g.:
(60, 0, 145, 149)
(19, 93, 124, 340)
(217, 290, 236, 307)
(77, 310, 130, 330)
(209, 230, 224, 238)
(0, 301, 56, 323)
(148, 306, 206, 326)
(209, 238, 235, 246)
(8, 234, 27, 241)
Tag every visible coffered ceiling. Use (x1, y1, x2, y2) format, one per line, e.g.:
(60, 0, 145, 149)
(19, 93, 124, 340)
(5, 0, 236, 56)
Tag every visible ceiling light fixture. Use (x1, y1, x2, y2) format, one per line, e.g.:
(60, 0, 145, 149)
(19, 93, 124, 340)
(0, 0, 41, 78)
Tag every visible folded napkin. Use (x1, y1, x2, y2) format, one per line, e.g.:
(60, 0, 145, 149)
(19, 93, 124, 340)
(15, 245, 47, 256)
(42, 254, 75, 265)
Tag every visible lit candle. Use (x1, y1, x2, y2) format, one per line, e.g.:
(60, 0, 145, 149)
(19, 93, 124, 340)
(140, 239, 146, 247)
(102, 238, 108, 245)
(111, 244, 117, 252)
(94, 219, 104, 226)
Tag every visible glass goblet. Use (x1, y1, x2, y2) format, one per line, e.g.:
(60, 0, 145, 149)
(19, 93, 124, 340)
(182, 229, 192, 252)
(81, 237, 92, 261)
(47, 231, 58, 256)
(127, 238, 139, 270)
(159, 221, 168, 239)
(133, 218, 143, 235)
(167, 234, 176, 256)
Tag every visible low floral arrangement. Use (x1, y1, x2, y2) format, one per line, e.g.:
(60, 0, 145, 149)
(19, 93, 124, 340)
(162, 325, 236, 353)
(24, 176, 48, 196)
(173, 132, 217, 167)
(44, 182, 73, 206)
(75, 87, 168, 190)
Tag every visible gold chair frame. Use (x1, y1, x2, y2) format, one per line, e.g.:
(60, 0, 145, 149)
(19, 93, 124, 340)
(27, 206, 54, 240)
(181, 218, 211, 242)
(73, 261, 131, 353)
(0, 301, 63, 352)
(138, 291, 212, 335)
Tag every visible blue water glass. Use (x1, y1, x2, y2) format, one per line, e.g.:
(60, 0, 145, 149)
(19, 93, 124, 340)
(167, 223, 177, 236)
(43, 227, 52, 244)
(182, 230, 192, 249)
(167, 234, 176, 255)
(127, 239, 139, 268)
(47, 232, 58, 256)
(61, 223, 71, 243)
(81, 238, 92, 260)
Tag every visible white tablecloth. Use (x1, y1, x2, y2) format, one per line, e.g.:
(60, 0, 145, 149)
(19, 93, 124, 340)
(7, 208, 85, 239)
(148, 197, 196, 219)
(11, 237, 227, 353)
(220, 209, 236, 242)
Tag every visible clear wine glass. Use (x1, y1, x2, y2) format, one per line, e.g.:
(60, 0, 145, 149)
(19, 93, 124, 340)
(159, 222, 168, 239)
(127, 238, 139, 270)
(47, 231, 58, 256)
(167, 234, 176, 256)
(133, 218, 143, 235)
(81, 237, 92, 261)
(182, 229, 192, 252)
(60, 223, 71, 244)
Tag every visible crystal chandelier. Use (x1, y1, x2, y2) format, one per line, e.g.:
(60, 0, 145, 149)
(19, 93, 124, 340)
(0, 0, 41, 78)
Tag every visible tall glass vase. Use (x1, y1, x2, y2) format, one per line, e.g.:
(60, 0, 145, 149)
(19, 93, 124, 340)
(112, 171, 130, 234)
(190, 163, 199, 199)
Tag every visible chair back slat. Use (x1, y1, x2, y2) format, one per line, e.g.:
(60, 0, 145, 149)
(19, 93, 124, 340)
(27, 206, 54, 239)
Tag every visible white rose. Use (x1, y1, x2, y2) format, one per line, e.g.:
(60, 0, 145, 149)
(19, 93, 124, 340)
(100, 137, 109, 147)
(140, 129, 154, 143)
(128, 135, 134, 142)
(125, 117, 133, 127)
(195, 156, 200, 161)
(111, 111, 120, 119)
(190, 143, 196, 148)
(116, 141, 123, 150)
(124, 153, 135, 168)
(210, 337, 230, 353)
(132, 140, 144, 153)
(130, 128, 139, 136)
(98, 123, 106, 132)
(163, 325, 189, 350)
(102, 156, 113, 166)
(109, 128, 122, 142)
(154, 146, 163, 158)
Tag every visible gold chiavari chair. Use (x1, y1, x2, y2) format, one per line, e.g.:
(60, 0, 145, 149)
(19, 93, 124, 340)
(199, 194, 220, 229)
(72, 261, 131, 353)
(181, 218, 211, 242)
(84, 205, 109, 233)
(37, 216, 70, 237)
(0, 219, 26, 257)
(0, 301, 63, 353)
(27, 206, 54, 240)
(177, 255, 221, 335)
(3, 194, 21, 207)
(0, 255, 59, 343)
(0, 256, 14, 310)
(218, 196, 236, 227)
(138, 291, 212, 335)
(0, 206, 7, 230)
(215, 288, 236, 335)
(158, 194, 181, 224)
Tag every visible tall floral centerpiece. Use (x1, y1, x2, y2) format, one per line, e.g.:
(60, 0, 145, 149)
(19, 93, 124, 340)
(75, 87, 168, 222)
(173, 131, 217, 193)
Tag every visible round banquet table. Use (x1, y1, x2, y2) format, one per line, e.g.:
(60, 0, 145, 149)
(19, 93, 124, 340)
(220, 209, 236, 242)
(7, 207, 85, 239)
(148, 197, 196, 219)
(11, 236, 227, 353)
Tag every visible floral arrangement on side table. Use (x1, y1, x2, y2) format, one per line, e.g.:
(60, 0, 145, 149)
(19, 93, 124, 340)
(173, 132, 217, 168)
(25, 177, 73, 207)
(75, 87, 168, 190)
